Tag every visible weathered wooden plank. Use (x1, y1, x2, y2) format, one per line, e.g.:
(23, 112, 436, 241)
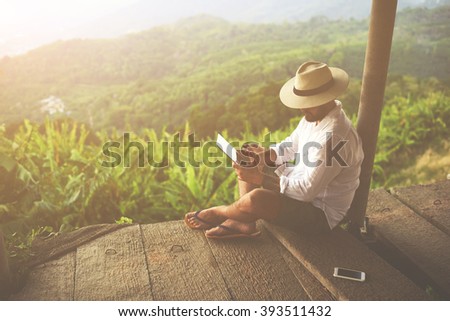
(392, 180, 450, 235)
(264, 226, 335, 301)
(367, 188, 450, 296)
(74, 225, 151, 300)
(141, 221, 231, 300)
(27, 224, 128, 269)
(11, 252, 75, 300)
(262, 221, 428, 301)
(206, 222, 310, 300)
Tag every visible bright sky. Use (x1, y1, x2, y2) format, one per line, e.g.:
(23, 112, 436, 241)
(0, 0, 139, 34)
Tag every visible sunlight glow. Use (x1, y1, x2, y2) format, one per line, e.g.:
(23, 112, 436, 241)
(0, 0, 140, 55)
(0, 0, 138, 34)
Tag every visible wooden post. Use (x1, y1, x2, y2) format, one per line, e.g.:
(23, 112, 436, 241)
(348, 0, 398, 231)
(0, 230, 11, 297)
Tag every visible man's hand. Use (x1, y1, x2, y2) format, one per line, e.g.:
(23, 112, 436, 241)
(232, 161, 264, 186)
(233, 149, 264, 186)
(241, 143, 265, 167)
(233, 144, 279, 189)
(241, 143, 277, 167)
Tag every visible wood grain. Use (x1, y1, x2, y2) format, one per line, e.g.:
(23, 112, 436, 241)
(206, 222, 310, 300)
(367, 188, 450, 296)
(265, 225, 334, 301)
(392, 180, 450, 235)
(141, 221, 231, 300)
(263, 220, 428, 300)
(74, 225, 152, 300)
(11, 252, 75, 300)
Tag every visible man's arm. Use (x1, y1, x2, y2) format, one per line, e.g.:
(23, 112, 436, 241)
(261, 170, 280, 192)
(261, 148, 281, 192)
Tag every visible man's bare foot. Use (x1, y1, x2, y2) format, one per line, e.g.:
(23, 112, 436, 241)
(205, 219, 259, 238)
(184, 207, 226, 230)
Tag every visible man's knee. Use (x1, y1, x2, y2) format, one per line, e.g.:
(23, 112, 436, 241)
(247, 188, 267, 203)
(233, 188, 281, 220)
(236, 188, 271, 212)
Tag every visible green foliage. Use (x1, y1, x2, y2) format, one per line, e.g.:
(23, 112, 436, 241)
(373, 91, 450, 187)
(0, 120, 240, 261)
(115, 216, 133, 224)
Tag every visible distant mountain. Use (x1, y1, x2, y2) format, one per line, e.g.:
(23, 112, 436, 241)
(0, 6, 449, 136)
(67, 0, 448, 39)
(1, 0, 449, 57)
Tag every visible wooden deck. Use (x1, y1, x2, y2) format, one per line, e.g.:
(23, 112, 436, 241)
(8, 180, 449, 301)
(367, 180, 450, 297)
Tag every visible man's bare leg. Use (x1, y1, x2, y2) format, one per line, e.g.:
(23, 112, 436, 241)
(238, 179, 258, 197)
(214, 179, 259, 234)
(203, 188, 282, 237)
(185, 178, 259, 229)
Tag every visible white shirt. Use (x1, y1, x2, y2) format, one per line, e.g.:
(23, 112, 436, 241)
(270, 100, 364, 229)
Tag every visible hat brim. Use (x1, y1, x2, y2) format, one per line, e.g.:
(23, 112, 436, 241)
(279, 67, 349, 109)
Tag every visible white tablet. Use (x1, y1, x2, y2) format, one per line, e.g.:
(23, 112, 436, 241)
(217, 133, 237, 163)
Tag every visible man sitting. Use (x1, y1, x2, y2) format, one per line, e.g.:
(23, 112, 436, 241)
(185, 61, 364, 239)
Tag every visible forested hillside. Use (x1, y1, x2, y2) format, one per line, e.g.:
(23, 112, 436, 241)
(1, 6, 449, 137)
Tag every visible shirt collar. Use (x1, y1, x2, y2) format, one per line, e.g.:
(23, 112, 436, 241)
(313, 100, 342, 130)
(327, 100, 342, 119)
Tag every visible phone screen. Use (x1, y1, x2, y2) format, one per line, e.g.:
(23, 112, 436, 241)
(336, 268, 363, 279)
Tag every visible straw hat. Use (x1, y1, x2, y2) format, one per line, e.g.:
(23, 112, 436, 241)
(279, 61, 349, 109)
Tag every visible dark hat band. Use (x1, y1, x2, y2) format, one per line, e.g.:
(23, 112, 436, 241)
(293, 78, 334, 97)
